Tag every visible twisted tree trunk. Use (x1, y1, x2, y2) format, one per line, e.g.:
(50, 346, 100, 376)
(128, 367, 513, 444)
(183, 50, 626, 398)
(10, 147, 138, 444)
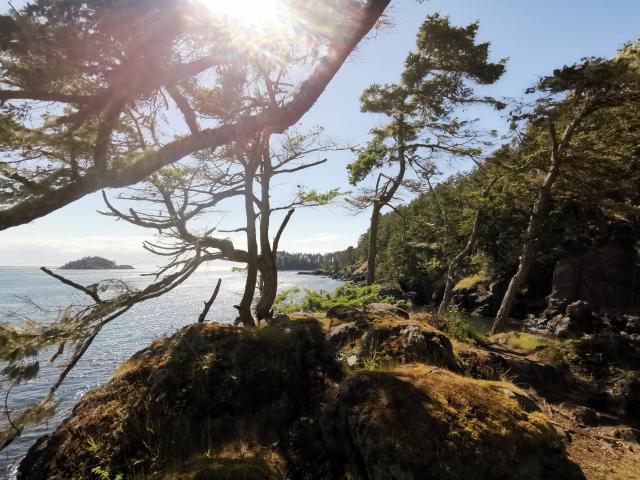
(438, 208, 483, 314)
(366, 202, 382, 285)
(255, 138, 278, 320)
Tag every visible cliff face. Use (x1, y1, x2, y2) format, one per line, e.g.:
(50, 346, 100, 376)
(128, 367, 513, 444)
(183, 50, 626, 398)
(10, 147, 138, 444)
(18, 311, 584, 480)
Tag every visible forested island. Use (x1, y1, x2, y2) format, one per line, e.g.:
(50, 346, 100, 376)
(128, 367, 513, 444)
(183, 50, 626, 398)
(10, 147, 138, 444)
(1, 1, 639, 479)
(60, 256, 134, 270)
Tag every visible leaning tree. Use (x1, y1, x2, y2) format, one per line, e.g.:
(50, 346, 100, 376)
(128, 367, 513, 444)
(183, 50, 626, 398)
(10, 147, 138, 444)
(491, 50, 640, 333)
(0, 0, 391, 229)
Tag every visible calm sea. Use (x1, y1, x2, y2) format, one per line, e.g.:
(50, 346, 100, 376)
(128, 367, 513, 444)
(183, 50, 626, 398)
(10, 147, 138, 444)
(0, 266, 344, 478)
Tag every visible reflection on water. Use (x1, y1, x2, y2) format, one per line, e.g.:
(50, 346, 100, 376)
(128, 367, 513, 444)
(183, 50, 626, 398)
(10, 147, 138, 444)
(0, 267, 344, 477)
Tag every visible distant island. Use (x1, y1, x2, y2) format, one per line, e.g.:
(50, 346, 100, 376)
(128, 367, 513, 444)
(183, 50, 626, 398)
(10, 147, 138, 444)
(60, 256, 134, 270)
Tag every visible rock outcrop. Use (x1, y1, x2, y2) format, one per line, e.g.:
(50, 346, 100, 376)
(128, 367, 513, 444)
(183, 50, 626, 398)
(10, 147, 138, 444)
(322, 365, 582, 480)
(18, 307, 583, 480)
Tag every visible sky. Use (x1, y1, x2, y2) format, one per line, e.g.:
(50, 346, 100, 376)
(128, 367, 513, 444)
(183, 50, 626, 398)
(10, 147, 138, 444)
(1, 0, 639, 266)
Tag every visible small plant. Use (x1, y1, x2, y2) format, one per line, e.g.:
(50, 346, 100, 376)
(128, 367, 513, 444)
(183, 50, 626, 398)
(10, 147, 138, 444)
(91, 466, 123, 480)
(87, 435, 102, 455)
(200, 352, 217, 370)
(360, 350, 382, 371)
(440, 310, 485, 344)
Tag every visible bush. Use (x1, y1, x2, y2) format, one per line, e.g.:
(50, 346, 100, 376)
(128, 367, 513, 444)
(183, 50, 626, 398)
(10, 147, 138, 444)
(273, 284, 394, 314)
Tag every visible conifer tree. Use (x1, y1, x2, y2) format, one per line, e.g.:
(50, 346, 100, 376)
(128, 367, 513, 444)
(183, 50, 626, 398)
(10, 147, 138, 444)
(348, 14, 505, 285)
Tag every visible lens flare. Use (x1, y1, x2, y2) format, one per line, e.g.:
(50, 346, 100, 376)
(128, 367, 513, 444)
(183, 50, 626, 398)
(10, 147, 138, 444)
(201, 0, 289, 30)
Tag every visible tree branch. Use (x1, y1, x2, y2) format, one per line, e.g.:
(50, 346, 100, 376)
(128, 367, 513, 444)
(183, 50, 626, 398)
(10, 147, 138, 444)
(40, 267, 102, 303)
(197, 278, 222, 323)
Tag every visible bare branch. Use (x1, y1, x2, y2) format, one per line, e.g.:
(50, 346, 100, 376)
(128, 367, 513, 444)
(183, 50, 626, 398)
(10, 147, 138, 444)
(40, 267, 102, 303)
(197, 278, 222, 323)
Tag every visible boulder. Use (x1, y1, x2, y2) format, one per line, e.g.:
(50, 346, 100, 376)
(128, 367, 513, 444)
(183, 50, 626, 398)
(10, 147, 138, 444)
(325, 310, 457, 371)
(456, 344, 510, 380)
(326, 305, 364, 320)
(360, 318, 458, 370)
(609, 371, 640, 420)
(547, 241, 639, 313)
(18, 319, 336, 480)
(547, 315, 580, 338)
(365, 302, 410, 319)
(322, 365, 583, 480)
(565, 300, 593, 330)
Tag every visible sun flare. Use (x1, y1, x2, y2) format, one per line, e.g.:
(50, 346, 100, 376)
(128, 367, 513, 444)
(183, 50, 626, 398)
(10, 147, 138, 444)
(201, 0, 289, 30)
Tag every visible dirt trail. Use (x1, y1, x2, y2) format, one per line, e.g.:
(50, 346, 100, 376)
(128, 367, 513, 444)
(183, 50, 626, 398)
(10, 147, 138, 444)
(480, 342, 640, 479)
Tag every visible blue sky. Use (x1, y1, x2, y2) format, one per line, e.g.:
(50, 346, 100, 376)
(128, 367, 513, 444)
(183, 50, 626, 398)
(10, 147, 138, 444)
(1, 0, 639, 266)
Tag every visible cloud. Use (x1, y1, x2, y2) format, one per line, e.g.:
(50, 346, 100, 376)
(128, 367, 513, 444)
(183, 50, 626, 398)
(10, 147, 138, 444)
(281, 232, 350, 253)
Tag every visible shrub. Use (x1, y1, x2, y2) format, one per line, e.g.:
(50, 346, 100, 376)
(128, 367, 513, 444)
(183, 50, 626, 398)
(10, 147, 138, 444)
(273, 284, 394, 314)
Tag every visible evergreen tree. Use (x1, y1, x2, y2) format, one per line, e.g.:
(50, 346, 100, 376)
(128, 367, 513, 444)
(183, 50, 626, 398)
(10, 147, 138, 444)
(348, 14, 505, 285)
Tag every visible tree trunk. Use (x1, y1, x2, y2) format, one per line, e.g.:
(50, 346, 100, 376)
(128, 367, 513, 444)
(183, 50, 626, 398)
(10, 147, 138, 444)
(491, 156, 560, 333)
(438, 207, 482, 314)
(438, 177, 498, 314)
(237, 161, 259, 327)
(365, 115, 406, 286)
(366, 202, 382, 285)
(256, 254, 278, 319)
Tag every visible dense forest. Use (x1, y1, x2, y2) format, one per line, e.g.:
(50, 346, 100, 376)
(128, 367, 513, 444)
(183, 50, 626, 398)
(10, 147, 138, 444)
(276, 249, 356, 271)
(1, 1, 639, 479)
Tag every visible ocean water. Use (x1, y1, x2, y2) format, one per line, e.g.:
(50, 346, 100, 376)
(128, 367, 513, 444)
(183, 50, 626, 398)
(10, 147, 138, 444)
(0, 266, 344, 477)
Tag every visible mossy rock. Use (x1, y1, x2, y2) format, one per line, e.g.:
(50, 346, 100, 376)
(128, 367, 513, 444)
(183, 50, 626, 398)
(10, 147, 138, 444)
(326, 310, 458, 371)
(18, 319, 335, 480)
(322, 364, 584, 480)
(361, 317, 458, 370)
(455, 342, 509, 380)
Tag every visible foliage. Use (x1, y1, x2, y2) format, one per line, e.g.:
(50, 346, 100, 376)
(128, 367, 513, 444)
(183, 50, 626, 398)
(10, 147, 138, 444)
(453, 273, 489, 292)
(353, 42, 640, 302)
(275, 248, 357, 271)
(438, 310, 485, 344)
(273, 284, 394, 314)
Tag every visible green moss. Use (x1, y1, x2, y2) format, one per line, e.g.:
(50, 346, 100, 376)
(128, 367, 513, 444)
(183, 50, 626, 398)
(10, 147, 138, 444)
(325, 364, 581, 480)
(453, 273, 489, 291)
(489, 331, 562, 352)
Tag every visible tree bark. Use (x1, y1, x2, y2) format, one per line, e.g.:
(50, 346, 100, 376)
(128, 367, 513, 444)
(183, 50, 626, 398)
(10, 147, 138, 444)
(365, 116, 406, 285)
(366, 202, 382, 285)
(438, 177, 498, 314)
(236, 159, 259, 327)
(255, 135, 278, 320)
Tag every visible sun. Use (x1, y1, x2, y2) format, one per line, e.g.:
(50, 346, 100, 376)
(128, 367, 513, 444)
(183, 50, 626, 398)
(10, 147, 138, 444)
(201, 0, 290, 30)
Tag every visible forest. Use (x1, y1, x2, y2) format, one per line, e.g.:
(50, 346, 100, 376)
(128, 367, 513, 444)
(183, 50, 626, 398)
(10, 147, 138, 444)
(0, 1, 639, 479)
